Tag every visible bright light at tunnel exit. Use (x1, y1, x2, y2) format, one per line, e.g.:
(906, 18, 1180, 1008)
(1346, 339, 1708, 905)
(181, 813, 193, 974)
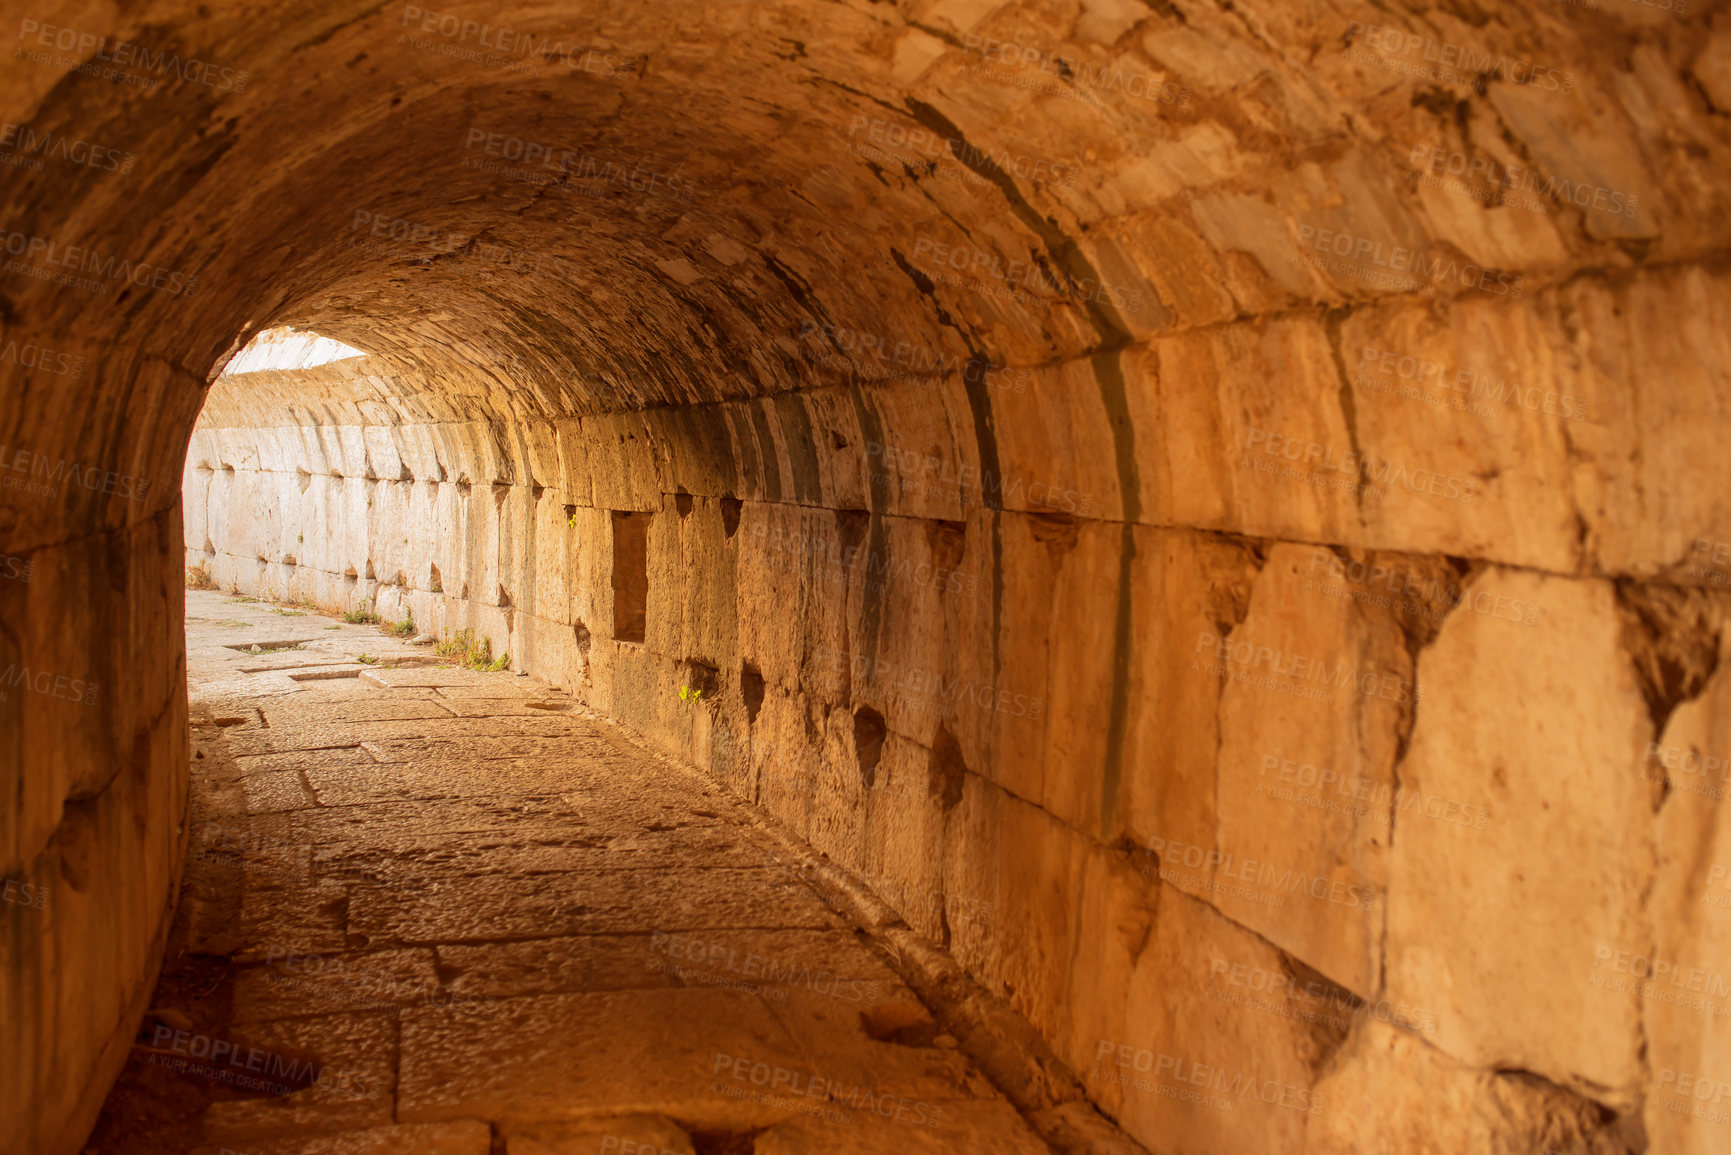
(218, 326, 368, 376)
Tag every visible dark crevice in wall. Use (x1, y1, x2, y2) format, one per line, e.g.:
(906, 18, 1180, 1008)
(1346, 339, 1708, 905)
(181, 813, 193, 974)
(740, 662, 765, 724)
(928, 726, 968, 813)
(1613, 581, 1723, 738)
(853, 706, 886, 789)
(610, 512, 651, 644)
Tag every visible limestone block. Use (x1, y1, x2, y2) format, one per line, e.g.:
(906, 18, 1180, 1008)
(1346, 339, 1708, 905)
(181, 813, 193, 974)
(1307, 1019, 1631, 1155)
(1080, 880, 1337, 1155)
(363, 424, 405, 481)
(1385, 571, 1650, 1104)
(1643, 633, 1731, 1155)
(1208, 543, 1409, 996)
(1338, 296, 1582, 570)
(1563, 268, 1731, 578)
(1489, 82, 1660, 242)
(1151, 315, 1361, 543)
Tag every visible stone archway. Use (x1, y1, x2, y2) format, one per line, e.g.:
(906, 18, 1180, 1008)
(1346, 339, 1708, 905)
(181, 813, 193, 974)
(4, 2, 1731, 1152)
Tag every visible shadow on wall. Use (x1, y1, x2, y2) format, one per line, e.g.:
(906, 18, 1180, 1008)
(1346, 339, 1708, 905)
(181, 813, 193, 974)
(4, 2, 1731, 1153)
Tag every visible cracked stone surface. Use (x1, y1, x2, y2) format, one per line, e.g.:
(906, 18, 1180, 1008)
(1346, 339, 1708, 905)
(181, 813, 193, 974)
(82, 591, 1069, 1153)
(6, 2, 1731, 1153)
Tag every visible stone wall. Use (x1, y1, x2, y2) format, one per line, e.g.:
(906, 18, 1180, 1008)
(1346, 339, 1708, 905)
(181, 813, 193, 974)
(6, 0, 1731, 1150)
(188, 263, 1731, 1151)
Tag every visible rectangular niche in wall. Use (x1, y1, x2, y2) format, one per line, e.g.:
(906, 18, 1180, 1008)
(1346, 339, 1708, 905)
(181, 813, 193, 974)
(611, 510, 651, 644)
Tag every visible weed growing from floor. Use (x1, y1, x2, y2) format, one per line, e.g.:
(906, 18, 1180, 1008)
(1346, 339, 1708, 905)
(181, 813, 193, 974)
(344, 599, 383, 625)
(433, 628, 510, 672)
(185, 565, 218, 590)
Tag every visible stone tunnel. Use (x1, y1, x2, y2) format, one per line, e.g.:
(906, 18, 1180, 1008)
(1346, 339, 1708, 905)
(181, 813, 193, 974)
(4, 0, 1731, 1152)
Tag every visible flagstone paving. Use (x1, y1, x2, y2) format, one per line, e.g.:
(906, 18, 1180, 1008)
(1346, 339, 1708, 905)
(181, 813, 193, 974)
(81, 591, 1076, 1154)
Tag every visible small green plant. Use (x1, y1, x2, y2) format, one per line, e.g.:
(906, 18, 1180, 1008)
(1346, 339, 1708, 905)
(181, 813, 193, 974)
(388, 614, 416, 638)
(323, 625, 342, 630)
(434, 628, 510, 671)
(679, 685, 705, 702)
(185, 564, 218, 590)
(268, 606, 306, 617)
(297, 533, 304, 544)
(225, 596, 259, 604)
(567, 511, 578, 528)
(344, 599, 382, 625)
(355, 653, 377, 665)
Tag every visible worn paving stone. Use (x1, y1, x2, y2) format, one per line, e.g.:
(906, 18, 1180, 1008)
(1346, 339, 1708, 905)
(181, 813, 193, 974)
(237, 747, 381, 776)
(346, 867, 849, 943)
(97, 601, 1070, 1151)
(241, 772, 319, 814)
(502, 1114, 695, 1154)
(231, 949, 445, 1023)
(199, 1012, 398, 1142)
(263, 700, 460, 725)
(749, 1098, 1055, 1153)
(397, 989, 807, 1125)
(190, 1120, 493, 1154)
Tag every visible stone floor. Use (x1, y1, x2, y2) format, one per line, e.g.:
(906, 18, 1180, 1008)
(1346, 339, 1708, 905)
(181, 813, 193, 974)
(81, 590, 1085, 1154)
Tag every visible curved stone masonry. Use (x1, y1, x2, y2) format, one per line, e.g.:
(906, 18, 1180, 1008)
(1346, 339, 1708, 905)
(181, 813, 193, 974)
(4, 0, 1731, 1152)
